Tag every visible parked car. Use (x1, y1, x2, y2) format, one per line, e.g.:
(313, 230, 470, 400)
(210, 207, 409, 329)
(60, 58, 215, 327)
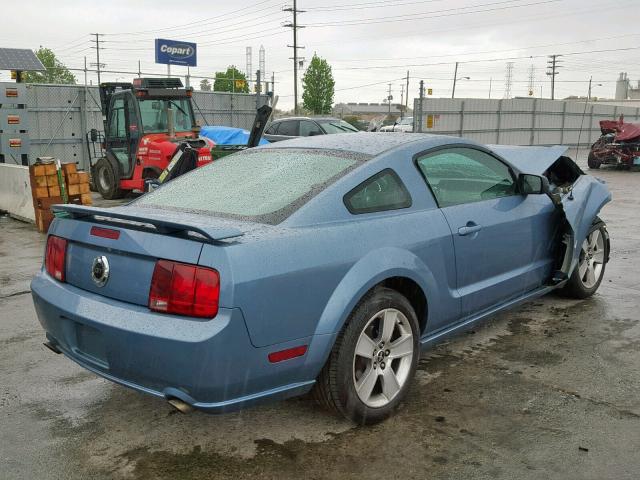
(263, 116, 359, 142)
(380, 116, 414, 133)
(32, 133, 610, 424)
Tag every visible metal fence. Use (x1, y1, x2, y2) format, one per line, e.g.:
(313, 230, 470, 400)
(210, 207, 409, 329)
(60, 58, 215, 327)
(413, 97, 640, 147)
(0, 82, 268, 170)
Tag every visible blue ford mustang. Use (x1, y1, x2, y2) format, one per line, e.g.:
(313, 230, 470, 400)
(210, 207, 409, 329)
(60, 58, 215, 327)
(32, 133, 611, 424)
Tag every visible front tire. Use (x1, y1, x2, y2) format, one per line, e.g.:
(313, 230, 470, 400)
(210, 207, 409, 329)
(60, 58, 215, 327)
(561, 221, 608, 299)
(95, 157, 124, 200)
(312, 287, 420, 424)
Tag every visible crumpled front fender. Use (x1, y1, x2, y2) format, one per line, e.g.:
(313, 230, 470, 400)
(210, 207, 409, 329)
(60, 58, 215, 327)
(560, 175, 611, 275)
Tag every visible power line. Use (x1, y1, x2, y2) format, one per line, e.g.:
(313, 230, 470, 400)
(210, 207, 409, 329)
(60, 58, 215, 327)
(305, 0, 562, 27)
(102, 0, 278, 37)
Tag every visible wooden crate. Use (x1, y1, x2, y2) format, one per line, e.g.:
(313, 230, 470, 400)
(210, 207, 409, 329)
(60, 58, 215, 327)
(35, 208, 55, 233)
(81, 193, 93, 205)
(77, 171, 90, 184)
(46, 174, 59, 186)
(48, 186, 61, 197)
(67, 184, 80, 196)
(33, 186, 49, 199)
(66, 173, 80, 185)
(62, 163, 77, 175)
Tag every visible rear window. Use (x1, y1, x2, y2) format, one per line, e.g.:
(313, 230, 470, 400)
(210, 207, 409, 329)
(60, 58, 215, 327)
(135, 148, 368, 224)
(319, 120, 359, 133)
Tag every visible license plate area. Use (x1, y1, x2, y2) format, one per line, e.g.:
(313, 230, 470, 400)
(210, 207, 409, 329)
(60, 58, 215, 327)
(73, 322, 109, 369)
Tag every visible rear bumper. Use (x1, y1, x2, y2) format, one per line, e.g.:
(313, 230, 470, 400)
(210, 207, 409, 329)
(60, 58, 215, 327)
(31, 271, 329, 413)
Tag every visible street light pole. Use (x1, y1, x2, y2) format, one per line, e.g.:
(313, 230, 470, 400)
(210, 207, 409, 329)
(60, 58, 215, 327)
(451, 61, 459, 99)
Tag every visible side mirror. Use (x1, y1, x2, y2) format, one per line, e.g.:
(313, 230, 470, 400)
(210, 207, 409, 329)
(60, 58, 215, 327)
(90, 128, 98, 142)
(518, 173, 547, 194)
(518, 173, 562, 206)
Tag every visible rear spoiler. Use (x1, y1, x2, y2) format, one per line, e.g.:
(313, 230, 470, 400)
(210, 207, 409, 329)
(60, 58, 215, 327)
(51, 204, 244, 244)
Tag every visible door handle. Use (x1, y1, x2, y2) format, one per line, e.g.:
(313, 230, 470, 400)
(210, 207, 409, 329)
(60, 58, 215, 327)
(458, 222, 482, 236)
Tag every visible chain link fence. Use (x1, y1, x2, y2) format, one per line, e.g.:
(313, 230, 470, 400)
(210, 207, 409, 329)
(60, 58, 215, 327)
(0, 83, 268, 170)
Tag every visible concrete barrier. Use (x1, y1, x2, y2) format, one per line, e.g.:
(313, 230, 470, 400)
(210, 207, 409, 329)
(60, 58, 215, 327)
(0, 164, 34, 223)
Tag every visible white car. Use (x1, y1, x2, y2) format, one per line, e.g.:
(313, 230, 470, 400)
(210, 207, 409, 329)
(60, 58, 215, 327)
(380, 116, 414, 133)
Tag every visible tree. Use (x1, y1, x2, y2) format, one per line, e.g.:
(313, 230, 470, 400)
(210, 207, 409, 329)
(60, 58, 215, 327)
(22, 47, 76, 84)
(213, 66, 249, 93)
(200, 79, 212, 91)
(302, 54, 335, 115)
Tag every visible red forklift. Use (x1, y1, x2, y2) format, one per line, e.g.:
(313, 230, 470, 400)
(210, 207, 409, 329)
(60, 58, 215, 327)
(88, 78, 214, 199)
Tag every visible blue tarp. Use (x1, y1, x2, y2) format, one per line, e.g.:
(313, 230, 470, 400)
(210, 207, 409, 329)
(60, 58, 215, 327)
(200, 126, 269, 146)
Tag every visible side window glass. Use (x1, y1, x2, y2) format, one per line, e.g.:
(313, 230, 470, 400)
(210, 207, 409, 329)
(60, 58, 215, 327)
(416, 148, 515, 207)
(277, 120, 298, 136)
(108, 98, 126, 139)
(300, 120, 322, 137)
(344, 169, 412, 214)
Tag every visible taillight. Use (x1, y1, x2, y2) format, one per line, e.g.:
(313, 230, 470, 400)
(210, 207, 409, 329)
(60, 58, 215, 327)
(149, 260, 219, 318)
(45, 235, 67, 282)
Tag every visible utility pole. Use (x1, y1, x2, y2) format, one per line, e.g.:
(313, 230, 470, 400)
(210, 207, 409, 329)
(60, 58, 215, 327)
(546, 54, 562, 100)
(387, 83, 392, 117)
(256, 70, 261, 110)
(451, 61, 459, 99)
(416, 80, 425, 133)
(284, 1, 305, 114)
(405, 70, 410, 114)
(138, 60, 141, 78)
(488, 77, 492, 99)
(83, 56, 88, 86)
(90, 33, 105, 85)
(399, 83, 404, 119)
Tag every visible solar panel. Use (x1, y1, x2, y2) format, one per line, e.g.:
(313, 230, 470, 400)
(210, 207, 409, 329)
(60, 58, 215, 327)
(0, 48, 46, 71)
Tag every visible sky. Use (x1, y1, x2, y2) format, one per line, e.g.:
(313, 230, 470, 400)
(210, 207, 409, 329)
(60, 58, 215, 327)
(0, 0, 638, 109)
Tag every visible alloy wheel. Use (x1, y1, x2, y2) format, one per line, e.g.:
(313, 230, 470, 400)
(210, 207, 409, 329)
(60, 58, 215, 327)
(578, 229, 605, 289)
(352, 308, 415, 408)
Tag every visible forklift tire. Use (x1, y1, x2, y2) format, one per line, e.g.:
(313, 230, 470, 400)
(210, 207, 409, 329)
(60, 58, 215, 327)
(89, 165, 98, 192)
(95, 157, 124, 200)
(587, 152, 601, 169)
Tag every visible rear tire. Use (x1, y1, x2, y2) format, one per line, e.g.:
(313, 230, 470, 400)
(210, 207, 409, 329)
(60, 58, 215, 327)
(587, 151, 602, 169)
(560, 221, 608, 299)
(312, 287, 420, 425)
(95, 157, 124, 200)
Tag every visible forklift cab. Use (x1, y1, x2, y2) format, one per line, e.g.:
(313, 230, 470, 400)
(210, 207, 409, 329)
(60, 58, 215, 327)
(104, 84, 197, 180)
(105, 90, 139, 179)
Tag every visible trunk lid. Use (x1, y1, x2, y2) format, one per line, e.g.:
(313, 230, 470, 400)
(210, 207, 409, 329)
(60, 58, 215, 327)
(50, 205, 250, 308)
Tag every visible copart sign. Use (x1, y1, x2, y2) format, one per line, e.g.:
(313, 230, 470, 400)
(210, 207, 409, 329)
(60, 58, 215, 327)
(155, 38, 197, 67)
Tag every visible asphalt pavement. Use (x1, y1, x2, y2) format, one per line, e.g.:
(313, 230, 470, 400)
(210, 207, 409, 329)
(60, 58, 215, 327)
(1, 161, 639, 479)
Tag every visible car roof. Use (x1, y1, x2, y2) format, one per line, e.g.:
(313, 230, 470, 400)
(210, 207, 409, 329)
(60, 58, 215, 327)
(271, 117, 341, 122)
(260, 132, 468, 156)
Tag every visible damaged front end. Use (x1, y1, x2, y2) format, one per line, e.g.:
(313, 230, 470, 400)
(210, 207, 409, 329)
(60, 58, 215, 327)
(491, 145, 612, 285)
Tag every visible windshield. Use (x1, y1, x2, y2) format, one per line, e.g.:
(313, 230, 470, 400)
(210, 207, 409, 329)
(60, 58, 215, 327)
(135, 148, 368, 224)
(399, 117, 413, 125)
(138, 98, 194, 133)
(319, 120, 359, 134)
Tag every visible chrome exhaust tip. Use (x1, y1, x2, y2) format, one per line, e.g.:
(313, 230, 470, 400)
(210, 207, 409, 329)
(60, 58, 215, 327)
(167, 398, 194, 414)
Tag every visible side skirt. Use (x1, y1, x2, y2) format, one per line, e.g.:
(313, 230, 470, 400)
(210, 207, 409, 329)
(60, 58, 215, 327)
(420, 285, 556, 351)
